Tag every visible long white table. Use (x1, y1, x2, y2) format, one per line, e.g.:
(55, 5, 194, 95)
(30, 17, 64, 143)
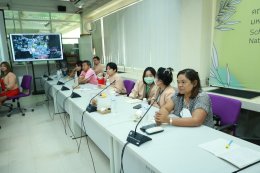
(44, 76, 260, 173)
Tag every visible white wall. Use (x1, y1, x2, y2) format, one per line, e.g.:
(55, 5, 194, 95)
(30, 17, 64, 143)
(180, 0, 214, 86)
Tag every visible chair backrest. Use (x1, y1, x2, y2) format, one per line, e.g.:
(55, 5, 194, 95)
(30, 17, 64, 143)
(123, 79, 135, 96)
(208, 93, 241, 125)
(20, 75, 33, 94)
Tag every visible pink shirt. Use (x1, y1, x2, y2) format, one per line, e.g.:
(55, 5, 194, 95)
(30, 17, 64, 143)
(80, 68, 98, 85)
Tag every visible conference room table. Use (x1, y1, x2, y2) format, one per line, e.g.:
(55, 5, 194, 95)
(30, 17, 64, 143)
(43, 76, 260, 173)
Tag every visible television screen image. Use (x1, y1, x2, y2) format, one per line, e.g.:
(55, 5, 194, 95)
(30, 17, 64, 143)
(10, 33, 63, 62)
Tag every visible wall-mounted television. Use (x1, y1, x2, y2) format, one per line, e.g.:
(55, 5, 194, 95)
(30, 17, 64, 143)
(10, 33, 63, 62)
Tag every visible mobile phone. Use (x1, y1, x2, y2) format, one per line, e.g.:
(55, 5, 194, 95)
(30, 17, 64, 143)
(140, 123, 157, 132)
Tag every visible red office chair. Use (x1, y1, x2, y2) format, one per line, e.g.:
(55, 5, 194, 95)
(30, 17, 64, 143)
(4, 75, 34, 117)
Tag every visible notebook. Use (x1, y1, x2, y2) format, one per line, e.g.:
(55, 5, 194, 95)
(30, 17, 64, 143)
(199, 138, 260, 168)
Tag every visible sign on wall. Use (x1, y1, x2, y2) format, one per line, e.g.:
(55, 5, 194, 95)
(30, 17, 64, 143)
(210, 0, 260, 91)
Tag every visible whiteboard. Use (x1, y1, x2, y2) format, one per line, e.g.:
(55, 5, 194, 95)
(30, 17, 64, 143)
(0, 10, 9, 62)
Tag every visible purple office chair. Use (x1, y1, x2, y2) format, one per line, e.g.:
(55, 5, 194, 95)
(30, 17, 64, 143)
(5, 75, 34, 117)
(208, 93, 241, 133)
(123, 79, 135, 96)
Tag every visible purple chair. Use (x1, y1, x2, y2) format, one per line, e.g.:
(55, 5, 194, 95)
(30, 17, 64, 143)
(5, 75, 34, 117)
(123, 79, 135, 96)
(208, 93, 241, 133)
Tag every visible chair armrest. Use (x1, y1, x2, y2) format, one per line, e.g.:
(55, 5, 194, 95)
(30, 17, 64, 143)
(216, 123, 237, 131)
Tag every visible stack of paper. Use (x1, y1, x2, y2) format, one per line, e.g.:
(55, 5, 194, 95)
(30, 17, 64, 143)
(199, 138, 260, 168)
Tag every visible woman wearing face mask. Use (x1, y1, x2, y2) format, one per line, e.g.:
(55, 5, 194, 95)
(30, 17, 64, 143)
(129, 67, 157, 102)
(105, 62, 126, 94)
(151, 67, 175, 108)
(155, 69, 214, 127)
(0, 62, 19, 106)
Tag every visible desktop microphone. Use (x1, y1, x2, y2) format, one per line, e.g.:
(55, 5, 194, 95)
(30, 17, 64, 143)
(57, 76, 67, 85)
(60, 77, 75, 91)
(70, 74, 95, 98)
(47, 76, 53, 81)
(86, 80, 116, 113)
(70, 84, 81, 98)
(126, 98, 159, 147)
(43, 71, 57, 81)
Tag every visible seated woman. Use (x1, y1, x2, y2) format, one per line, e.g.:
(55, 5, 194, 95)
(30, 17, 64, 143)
(155, 68, 214, 127)
(69, 61, 82, 78)
(151, 67, 175, 108)
(129, 67, 157, 103)
(106, 62, 126, 94)
(0, 62, 19, 106)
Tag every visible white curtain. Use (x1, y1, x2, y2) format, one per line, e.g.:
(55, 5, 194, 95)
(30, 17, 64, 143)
(0, 10, 9, 62)
(91, 19, 103, 62)
(94, 0, 182, 71)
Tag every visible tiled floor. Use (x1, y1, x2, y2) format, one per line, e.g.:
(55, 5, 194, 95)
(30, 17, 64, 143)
(0, 95, 110, 173)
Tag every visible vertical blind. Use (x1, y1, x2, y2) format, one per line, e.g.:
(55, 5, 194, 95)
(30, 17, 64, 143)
(91, 0, 181, 71)
(0, 10, 9, 62)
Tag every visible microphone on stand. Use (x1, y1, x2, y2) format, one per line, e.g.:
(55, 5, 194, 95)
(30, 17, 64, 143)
(86, 80, 116, 113)
(70, 84, 81, 98)
(126, 98, 159, 146)
(60, 77, 75, 91)
(56, 75, 68, 85)
(43, 71, 57, 81)
(70, 74, 95, 98)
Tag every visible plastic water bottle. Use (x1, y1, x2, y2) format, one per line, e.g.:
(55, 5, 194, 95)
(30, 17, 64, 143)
(74, 72, 78, 86)
(110, 90, 117, 114)
(57, 69, 61, 79)
(141, 98, 149, 122)
(142, 98, 148, 112)
(106, 78, 110, 86)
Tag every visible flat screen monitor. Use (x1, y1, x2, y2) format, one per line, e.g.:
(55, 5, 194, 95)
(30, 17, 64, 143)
(10, 33, 63, 62)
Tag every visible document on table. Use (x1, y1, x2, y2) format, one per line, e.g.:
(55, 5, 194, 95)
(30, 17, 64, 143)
(199, 138, 260, 168)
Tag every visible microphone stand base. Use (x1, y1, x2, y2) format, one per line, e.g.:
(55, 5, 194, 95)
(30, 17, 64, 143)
(126, 130, 152, 146)
(61, 86, 70, 91)
(71, 92, 81, 98)
(86, 104, 97, 113)
(57, 81, 64, 85)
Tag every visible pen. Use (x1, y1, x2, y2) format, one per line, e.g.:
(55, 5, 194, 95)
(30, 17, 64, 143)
(225, 140, 233, 149)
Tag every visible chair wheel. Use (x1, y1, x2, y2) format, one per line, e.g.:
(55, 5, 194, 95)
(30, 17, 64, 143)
(22, 113, 25, 116)
(32, 109, 34, 112)
(7, 114, 11, 117)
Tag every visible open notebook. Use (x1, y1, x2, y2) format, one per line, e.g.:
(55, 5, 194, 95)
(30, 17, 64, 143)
(199, 138, 260, 168)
